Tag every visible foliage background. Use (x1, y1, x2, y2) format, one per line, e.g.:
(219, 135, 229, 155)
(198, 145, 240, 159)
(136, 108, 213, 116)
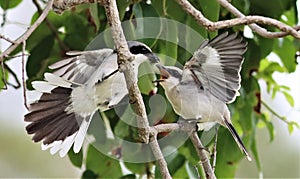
(0, 0, 299, 178)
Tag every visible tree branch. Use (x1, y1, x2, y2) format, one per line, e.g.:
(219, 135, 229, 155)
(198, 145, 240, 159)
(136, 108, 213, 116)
(101, 0, 171, 178)
(149, 128, 172, 179)
(217, 0, 300, 38)
(0, 0, 54, 62)
(175, 0, 300, 39)
(189, 132, 216, 179)
(101, 0, 150, 144)
(53, 0, 99, 13)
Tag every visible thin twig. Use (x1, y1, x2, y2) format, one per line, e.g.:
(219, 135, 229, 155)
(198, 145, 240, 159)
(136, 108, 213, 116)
(175, 0, 300, 39)
(0, 0, 54, 62)
(22, 41, 29, 110)
(261, 100, 287, 122)
(217, 0, 300, 38)
(0, 34, 15, 43)
(190, 132, 216, 179)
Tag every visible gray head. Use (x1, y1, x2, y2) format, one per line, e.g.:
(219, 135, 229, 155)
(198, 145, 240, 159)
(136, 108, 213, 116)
(127, 41, 160, 64)
(155, 64, 183, 89)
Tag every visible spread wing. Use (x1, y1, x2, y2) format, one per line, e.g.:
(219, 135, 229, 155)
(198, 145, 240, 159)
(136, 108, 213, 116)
(184, 32, 247, 103)
(49, 49, 114, 84)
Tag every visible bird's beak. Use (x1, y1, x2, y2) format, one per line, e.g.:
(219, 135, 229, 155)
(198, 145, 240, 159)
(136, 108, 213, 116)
(153, 64, 170, 83)
(146, 53, 160, 63)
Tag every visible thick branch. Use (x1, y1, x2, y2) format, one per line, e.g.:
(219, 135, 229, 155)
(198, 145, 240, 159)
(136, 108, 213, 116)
(0, 0, 54, 62)
(190, 132, 216, 179)
(175, 0, 300, 39)
(101, 0, 171, 178)
(101, 0, 150, 144)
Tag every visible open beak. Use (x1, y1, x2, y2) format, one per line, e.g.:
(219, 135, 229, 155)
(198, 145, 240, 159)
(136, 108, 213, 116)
(152, 64, 170, 83)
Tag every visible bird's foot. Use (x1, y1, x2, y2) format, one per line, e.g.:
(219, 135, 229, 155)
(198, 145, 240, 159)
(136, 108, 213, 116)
(177, 118, 198, 132)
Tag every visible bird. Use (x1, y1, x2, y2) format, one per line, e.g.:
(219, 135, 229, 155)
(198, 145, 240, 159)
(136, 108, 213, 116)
(24, 41, 160, 157)
(155, 32, 252, 161)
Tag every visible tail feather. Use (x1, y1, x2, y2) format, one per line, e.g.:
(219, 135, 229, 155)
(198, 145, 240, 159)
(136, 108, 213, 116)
(25, 85, 87, 155)
(223, 118, 252, 161)
(25, 99, 69, 122)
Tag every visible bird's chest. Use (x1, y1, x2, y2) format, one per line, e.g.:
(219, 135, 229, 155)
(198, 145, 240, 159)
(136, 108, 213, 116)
(166, 85, 225, 122)
(94, 73, 128, 110)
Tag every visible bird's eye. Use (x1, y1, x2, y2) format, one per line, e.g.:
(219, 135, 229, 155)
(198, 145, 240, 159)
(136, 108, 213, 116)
(130, 46, 150, 55)
(140, 47, 149, 54)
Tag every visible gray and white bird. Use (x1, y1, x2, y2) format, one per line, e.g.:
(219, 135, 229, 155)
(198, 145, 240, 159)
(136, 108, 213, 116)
(25, 41, 159, 157)
(156, 32, 251, 161)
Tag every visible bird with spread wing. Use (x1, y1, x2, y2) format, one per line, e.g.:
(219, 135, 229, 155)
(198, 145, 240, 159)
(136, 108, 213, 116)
(155, 32, 251, 161)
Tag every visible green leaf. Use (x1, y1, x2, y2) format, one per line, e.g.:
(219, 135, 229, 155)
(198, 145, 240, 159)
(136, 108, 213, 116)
(242, 39, 262, 78)
(231, 0, 250, 14)
(26, 35, 55, 78)
(27, 11, 63, 51)
(197, 0, 220, 36)
(185, 162, 199, 178)
(86, 145, 122, 178)
(260, 113, 275, 141)
(250, 0, 294, 19)
(155, 152, 186, 178)
(117, 0, 131, 20)
(275, 37, 297, 72)
(287, 121, 299, 134)
(82, 169, 98, 179)
(89, 3, 100, 32)
(133, 2, 159, 18)
(0, 0, 22, 10)
(215, 128, 241, 178)
(63, 12, 95, 50)
(120, 174, 136, 179)
(68, 147, 83, 168)
(173, 163, 189, 178)
(198, 0, 220, 21)
(0, 65, 8, 90)
(282, 91, 294, 107)
(280, 6, 296, 26)
(256, 36, 275, 59)
(288, 122, 294, 133)
(124, 162, 147, 175)
(250, 133, 262, 173)
(137, 62, 157, 95)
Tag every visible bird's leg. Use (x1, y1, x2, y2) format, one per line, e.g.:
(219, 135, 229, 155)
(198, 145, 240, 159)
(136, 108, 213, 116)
(177, 118, 198, 132)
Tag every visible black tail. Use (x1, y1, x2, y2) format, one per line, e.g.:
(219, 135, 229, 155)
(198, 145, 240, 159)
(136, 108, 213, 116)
(223, 118, 252, 161)
(25, 87, 83, 145)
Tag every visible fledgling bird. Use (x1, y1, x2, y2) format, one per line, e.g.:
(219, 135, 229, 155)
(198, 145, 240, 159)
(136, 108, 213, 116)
(156, 32, 252, 161)
(24, 41, 159, 157)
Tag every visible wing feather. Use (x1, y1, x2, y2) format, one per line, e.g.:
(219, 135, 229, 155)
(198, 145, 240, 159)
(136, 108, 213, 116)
(49, 49, 114, 84)
(184, 32, 247, 103)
